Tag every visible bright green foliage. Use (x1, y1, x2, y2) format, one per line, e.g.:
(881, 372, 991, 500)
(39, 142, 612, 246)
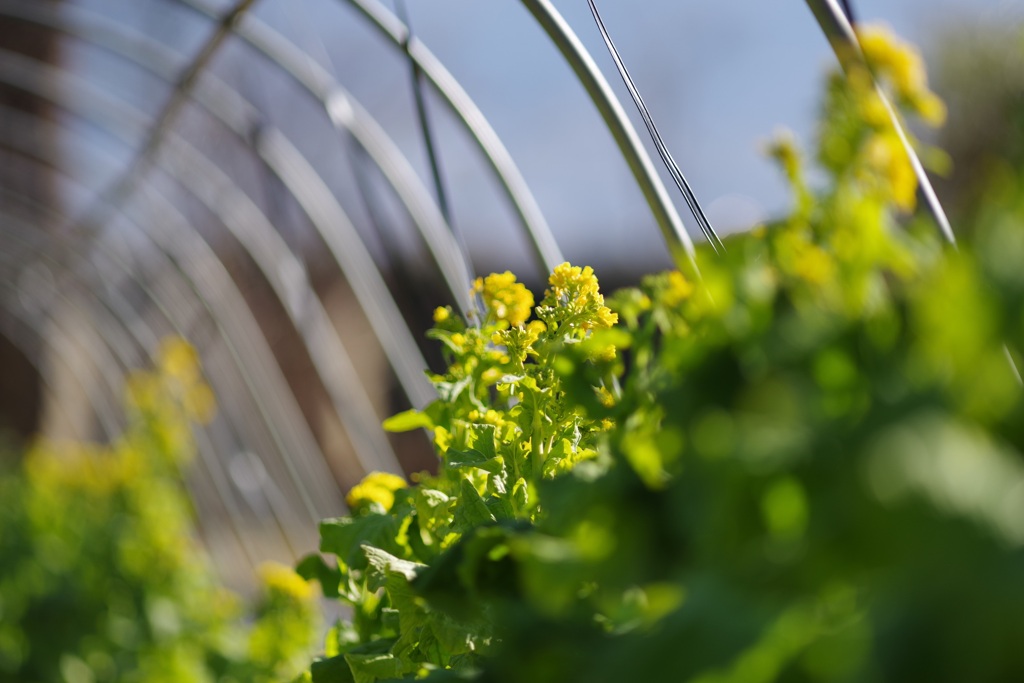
(303, 25, 1024, 683)
(0, 340, 319, 683)
(298, 266, 621, 681)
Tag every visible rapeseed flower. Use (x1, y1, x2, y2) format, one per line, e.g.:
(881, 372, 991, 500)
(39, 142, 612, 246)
(473, 271, 534, 327)
(542, 262, 618, 330)
(346, 471, 407, 513)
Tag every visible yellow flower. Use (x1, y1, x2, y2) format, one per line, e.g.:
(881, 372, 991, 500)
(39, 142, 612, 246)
(433, 306, 451, 324)
(857, 24, 944, 126)
(544, 262, 617, 330)
(548, 263, 600, 301)
(183, 383, 217, 424)
(494, 319, 547, 365)
(473, 272, 535, 327)
(258, 562, 315, 601)
(158, 337, 201, 386)
(914, 91, 947, 127)
(794, 247, 835, 285)
(596, 386, 616, 408)
(864, 133, 917, 211)
(663, 271, 695, 308)
(346, 471, 407, 512)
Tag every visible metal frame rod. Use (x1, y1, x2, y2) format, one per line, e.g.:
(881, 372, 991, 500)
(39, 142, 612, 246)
(305, 0, 565, 275)
(0, 56, 337, 529)
(0, 177, 308, 565)
(0, 219, 264, 572)
(2, 0, 438, 417)
(63, 0, 260, 258)
(518, 0, 697, 267)
(1, 0, 406, 474)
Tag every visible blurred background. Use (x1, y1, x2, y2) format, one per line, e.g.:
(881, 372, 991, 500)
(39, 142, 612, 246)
(0, 0, 1022, 585)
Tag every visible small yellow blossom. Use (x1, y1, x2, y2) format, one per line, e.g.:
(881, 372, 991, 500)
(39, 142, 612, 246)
(794, 244, 836, 285)
(159, 337, 201, 385)
(473, 272, 534, 326)
(183, 383, 217, 424)
(258, 562, 315, 601)
(663, 271, 695, 308)
(548, 263, 599, 301)
(596, 386, 616, 408)
(544, 262, 617, 330)
(494, 319, 548, 365)
(433, 306, 451, 324)
(857, 24, 945, 126)
(914, 91, 947, 127)
(858, 90, 890, 128)
(864, 133, 917, 211)
(467, 409, 508, 427)
(346, 471, 407, 512)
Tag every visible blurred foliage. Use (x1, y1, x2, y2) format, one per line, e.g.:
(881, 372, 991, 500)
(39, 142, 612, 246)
(933, 21, 1024, 219)
(0, 339, 319, 683)
(300, 24, 1024, 683)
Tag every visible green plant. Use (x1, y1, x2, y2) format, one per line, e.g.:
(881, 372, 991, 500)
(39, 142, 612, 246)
(300, 24, 1024, 683)
(0, 339, 319, 683)
(296, 264, 621, 680)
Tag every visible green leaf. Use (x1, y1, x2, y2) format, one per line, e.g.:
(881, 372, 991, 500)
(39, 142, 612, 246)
(382, 409, 433, 433)
(446, 449, 503, 475)
(413, 488, 452, 531)
(345, 653, 406, 683)
(468, 424, 497, 459)
(296, 553, 343, 597)
(363, 545, 425, 587)
(452, 478, 496, 534)
(311, 655, 356, 683)
(512, 478, 529, 515)
(320, 515, 403, 570)
(485, 495, 515, 522)
(436, 375, 473, 403)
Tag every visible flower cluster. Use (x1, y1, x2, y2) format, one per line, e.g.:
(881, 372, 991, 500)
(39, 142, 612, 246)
(815, 23, 947, 215)
(473, 270, 534, 327)
(538, 263, 619, 332)
(345, 471, 408, 513)
(858, 24, 946, 125)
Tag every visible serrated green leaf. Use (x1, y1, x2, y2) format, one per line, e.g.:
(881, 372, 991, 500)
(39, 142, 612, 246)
(382, 409, 433, 433)
(428, 613, 479, 656)
(452, 479, 496, 534)
(320, 515, 403, 570)
(363, 545, 425, 587)
(446, 449, 503, 475)
(468, 424, 497, 459)
(485, 495, 515, 522)
(413, 488, 452, 532)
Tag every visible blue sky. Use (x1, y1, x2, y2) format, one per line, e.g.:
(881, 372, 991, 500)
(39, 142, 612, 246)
(308, 0, 1024, 274)
(71, 0, 1024, 276)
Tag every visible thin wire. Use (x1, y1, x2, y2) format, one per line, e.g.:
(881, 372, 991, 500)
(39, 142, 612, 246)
(587, 0, 725, 255)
